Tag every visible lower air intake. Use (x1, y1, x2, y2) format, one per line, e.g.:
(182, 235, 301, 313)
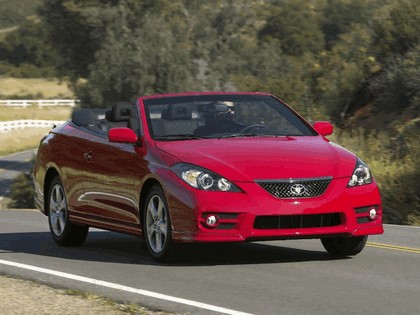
(254, 213, 342, 229)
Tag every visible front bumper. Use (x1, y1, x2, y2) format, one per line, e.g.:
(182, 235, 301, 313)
(166, 176, 383, 243)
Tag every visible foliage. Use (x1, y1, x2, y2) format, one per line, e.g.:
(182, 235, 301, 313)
(372, 0, 420, 61)
(369, 45, 420, 115)
(0, 77, 74, 99)
(259, 0, 325, 56)
(0, 16, 59, 77)
(8, 172, 35, 209)
(39, 0, 202, 107)
(0, 62, 57, 78)
(331, 125, 420, 226)
(0, 0, 43, 28)
(75, 2, 200, 107)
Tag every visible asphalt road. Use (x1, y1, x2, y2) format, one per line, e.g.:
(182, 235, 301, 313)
(0, 209, 419, 315)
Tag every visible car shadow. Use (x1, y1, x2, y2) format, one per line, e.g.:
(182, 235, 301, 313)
(0, 230, 349, 266)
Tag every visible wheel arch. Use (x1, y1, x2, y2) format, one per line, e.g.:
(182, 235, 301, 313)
(44, 167, 60, 214)
(139, 178, 165, 237)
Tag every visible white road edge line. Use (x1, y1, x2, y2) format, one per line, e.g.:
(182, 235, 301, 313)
(0, 259, 253, 315)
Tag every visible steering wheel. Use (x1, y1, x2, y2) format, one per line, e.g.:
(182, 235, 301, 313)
(239, 124, 271, 134)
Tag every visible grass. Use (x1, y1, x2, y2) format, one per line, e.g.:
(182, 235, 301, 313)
(0, 77, 74, 99)
(0, 196, 11, 209)
(0, 77, 73, 156)
(0, 274, 179, 315)
(0, 105, 72, 121)
(0, 127, 52, 156)
(0, 105, 71, 156)
(331, 127, 420, 226)
(0, 104, 72, 156)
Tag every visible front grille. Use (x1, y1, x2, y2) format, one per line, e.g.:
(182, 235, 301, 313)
(254, 213, 342, 229)
(257, 177, 331, 198)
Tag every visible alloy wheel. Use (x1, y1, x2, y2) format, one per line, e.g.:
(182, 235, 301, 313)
(145, 194, 168, 254)
(49, 183, 67, 237)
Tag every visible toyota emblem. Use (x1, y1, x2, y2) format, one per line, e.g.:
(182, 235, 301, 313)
(290, 184, 307, 196)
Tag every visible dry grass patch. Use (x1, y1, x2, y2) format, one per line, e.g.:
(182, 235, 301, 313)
(0, 77, 74, 98)
(0, 127, 51, 156)
(0, 104, 72, 155)
(0, 274, 179, 315)
(0, 105, 72, 121)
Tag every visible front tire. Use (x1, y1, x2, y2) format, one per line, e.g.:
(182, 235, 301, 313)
(321, 236, 368, 256)
(47, 176, 88, 246)
(143, 186, 175, 262)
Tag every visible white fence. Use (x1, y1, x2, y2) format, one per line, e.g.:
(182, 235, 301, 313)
(0, 120, 66, 133)
(0, 99, 79, 108)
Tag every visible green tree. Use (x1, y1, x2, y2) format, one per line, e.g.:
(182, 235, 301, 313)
(322, 0, 389, 49)
(259, 0, 325, 56)
(39, 0, 177, 79)
(369, 46, 420, 114)
(0, 17, 59, 69)
(40, 0, 200, 107)
(372, 0, 420, 61)
(0, 0, 43, 28)
(315, 24, 377, 121)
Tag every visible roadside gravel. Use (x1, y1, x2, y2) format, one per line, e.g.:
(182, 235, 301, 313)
(0, 274, 179, 315)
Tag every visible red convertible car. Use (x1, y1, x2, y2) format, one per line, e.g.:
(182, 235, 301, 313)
(33, 92, 383, 261)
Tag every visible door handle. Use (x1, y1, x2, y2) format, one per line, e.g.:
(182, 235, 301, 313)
(84, 151, 93, 161)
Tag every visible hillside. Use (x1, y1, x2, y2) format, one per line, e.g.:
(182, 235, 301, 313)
(0, 0, 42, 29)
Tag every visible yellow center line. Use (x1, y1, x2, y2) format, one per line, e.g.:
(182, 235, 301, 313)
(367, 242, 420, 254)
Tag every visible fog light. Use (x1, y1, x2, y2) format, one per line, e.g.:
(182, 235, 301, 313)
(369, 208, 377, 220)
(204, 215, 219, 228)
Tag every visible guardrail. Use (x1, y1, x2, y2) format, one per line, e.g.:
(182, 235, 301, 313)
(0, 120, 66, 133)
(0, 99, 79, 108)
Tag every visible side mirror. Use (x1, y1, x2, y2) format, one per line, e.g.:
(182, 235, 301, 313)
(313, 121, 333, 136)
(108, 127, 138, 144)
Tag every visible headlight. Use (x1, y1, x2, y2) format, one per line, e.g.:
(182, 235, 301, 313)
(347, 158, 372, 187)
(171, 163, 240, 192)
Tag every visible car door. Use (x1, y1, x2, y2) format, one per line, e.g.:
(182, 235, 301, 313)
(80, 131, 146, 234)
(53, 128, 93, 214)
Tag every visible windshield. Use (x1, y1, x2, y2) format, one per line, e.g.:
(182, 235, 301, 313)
(144, 94, 316, 140)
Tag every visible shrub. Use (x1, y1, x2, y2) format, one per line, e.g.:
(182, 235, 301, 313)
(331, 126, 420, 225)
(8, 172, 35, 209)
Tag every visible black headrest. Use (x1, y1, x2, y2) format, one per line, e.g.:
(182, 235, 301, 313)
(197, 102, 230, 113)
(71, 109, 96, 126)
(161, 104, 192, 120)
(108, 102, 132, 122)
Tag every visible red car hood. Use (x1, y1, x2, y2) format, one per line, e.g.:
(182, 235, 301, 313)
(155, 136, 356, 182)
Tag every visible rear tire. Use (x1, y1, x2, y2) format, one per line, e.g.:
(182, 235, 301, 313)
(321, 236, 368, 256)
(143, 186, 175, 262)
(47, 176, 88, 246)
